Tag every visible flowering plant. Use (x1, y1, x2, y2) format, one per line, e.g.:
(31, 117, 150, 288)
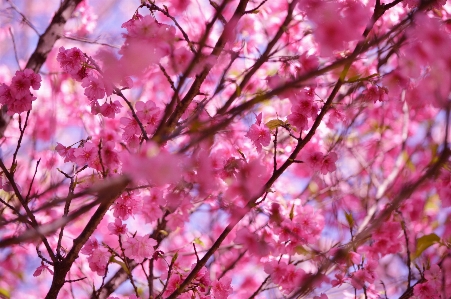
(1, 0, 451, 298)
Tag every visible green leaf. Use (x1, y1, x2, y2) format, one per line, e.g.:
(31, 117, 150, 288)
(265, 119, 285, 130)
(345, 212, 354, 228)
(235, 85, 241, 97)
(0, 288, 10, 299)
(193, 237, 204, 246)
(110, 258, 130, 275)
(308, 181, 319, 194)
(294, 245, 309, 255)
(172, 252, 179, 263)
(289, 204, 295, 221)
(413, 233, 440, 259)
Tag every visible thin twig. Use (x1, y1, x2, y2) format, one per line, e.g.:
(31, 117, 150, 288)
(8, 27, 21, 69)
(25, 158, 40, 203)
(5, 0, 40, 35)
(244, 0, 268, 13)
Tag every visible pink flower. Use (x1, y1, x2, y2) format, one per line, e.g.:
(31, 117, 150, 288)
(166, 47, 194, 76)
(363, 85, 387, 103)
(33, 264, 54, 277)
(299, 52, 319, 72)
(287, 110, 308, 131)
(321, 152, 338, 174)
(141, 203, 164, 224)
(113, 193, 142, 220)
(100, 141, 120, 169)
(140, 190, 165, 223)
(212, 277, 233, 299)
(81, 237, 99, 255)
(246, 113, 271, 152)
(331, 272, 346, 287)
(108, 218, 127, 235)
(425, 264, 442, 287)
(123, 235, 157, 263)
(297, 98, 318, 118)
(234, 227, 271, 257)
(413, 282, 439, 299)
(305, 151, 324, 171)
(87, 248, 110, 275)
(0, 84, 14, 105)
(224, 159, 269, 203)
(82, 74, 106, 100)
(73, 142, 97, 166)
(99, 100, 122, 118)
(350, 266, 375, 290)
(7, 93, 36, 115)
(23, 68, 41, 90)
(246, 123, 271, 152)
(349, 252, 361, 265)
(120, 116, 142, 136)
(121, 144, 184, 186)
(10, 71, 31, 98)
(0, 69, 41, 115)
(135, 100, 161, 132)
(57, 47, 86, 75)
(166, 212, 189, 230)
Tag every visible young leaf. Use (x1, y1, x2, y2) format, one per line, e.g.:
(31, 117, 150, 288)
(412, 233, 440, 259)
(265, 119, 285, 130)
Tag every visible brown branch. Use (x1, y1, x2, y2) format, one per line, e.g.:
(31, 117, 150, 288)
(142, 3, 196, 53)
(0, 176, 130, 249)
(0, 159, 56, 262)
(164, 1, 407, 296)
(179, 4, 414, 152)
(217, 0, 297, 114)
(244, 0, 268, 14)
(44, 176, 130, 299)
(152, 0, 249, 143)
(0, 0, 84, 137)
(92, 213, 169, 299)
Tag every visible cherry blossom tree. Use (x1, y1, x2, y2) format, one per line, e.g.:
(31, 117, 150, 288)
(1, 0, 451, 298)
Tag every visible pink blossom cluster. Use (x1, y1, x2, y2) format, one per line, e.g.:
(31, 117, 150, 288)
(264, 261, 307, 294)
(287, 88, 319, 132)
(120, 13, 176, 75)
(163, 47, 195, 76)
(300, 149, 338, 175)
(299, 0, 370, 55)
(81, 234, 157, 274)
(57, 47, 124, 118)
(162, 264, 232, 299)
(123, 235, 157, 263)
(80, 238, 110, 275)
(363, 85, 388, 103)
(57, 47, 89, 81)
(0, 69, 41, 115)
(224, 159, 269, 207)
(271, 204, 325, 255)
(55, 139, 119, 172)
(113, 192, 142, 220)
(120, 100, 161, 146)
(246, 113, 271, 152)
(413, 265, 444, 299)
(5, 0, 451, 298)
